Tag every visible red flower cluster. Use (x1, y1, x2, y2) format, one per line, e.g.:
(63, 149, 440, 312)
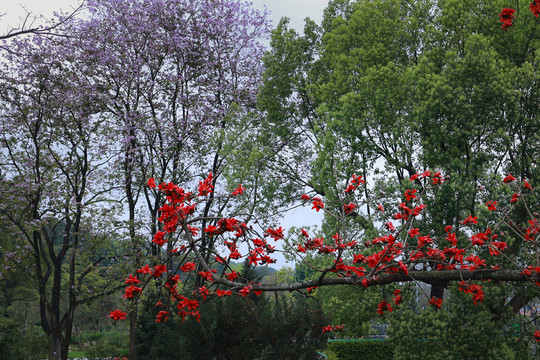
(458, 281, 485, 305)
(231, 184, 245, 196)
(499, 8, 516, 30)
(377, 300, 393, 315)
(108, 309, 127, 321)
(393, 289, 403, 305)
(344, 174, 365, 193)
(111, 172, 536, 331)
(531, 1, 540, 17)
(322, 324, 345, 332)
(428, 297, 443, 309)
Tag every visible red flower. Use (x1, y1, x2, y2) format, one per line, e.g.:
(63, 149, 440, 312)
(376, 300, 393, 316)
(312, 198, 324, 212)
(322, 325, 333, 333)
(524, 180, 533, 190)
(344, 184, 356, 193)
(503, 173, 517, 183)
(152, 264, 167, 277)
(123, 285, 142, 299)
(137, 264, 151, 274)
(511, 193, 520, 203)
(198, 270, 216, 282)
(199, 286, 209, 299)
(485, 200, 497, 211)
(216, 289, 232, 297)
(226, 271, 238, 281)
(180, 262, 196, 273)
(530, 1, 540, 17)
(108, 309, 127, 321)
(124, 274, 141, 285)
(239, 286, 251, 297)
(393, 289, 403, 305)
(147, 178, 156, 189)
(152, 231, 166, 246)
(231, 184, 245, 196)
(198, 172, 214, 196)
(301, 194, 310, 201)
(266, 227, 285, 241)
(534, 330, 540, 341)
(428, 297, 443, 308)
(344, 202, 356, 214)
(404, 189, 417, 201)
(462, 215, 478, 225)
(155, 311, 169, 323)
(408, 228, 420, 238)
(499, 8, 516, 30)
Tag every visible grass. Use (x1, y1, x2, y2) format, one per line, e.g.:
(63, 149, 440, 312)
(68, 350, 86, 358)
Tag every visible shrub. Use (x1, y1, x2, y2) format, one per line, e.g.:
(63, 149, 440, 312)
(326, 340, 394, 360)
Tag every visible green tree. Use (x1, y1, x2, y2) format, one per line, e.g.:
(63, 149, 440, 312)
(258, 0, 540, 310)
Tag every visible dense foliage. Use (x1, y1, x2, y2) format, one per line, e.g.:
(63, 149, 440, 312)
(327, 340, 394, 360)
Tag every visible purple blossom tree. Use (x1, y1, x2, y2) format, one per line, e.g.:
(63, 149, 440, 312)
(73, 1, 269, 356)
(0, 1, 269, 359)
(0, 31, 124, 359)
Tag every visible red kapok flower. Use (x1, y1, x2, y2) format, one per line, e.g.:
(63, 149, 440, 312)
(534, 330, 540, 341)
(344, 202, 356, 214)
(462, 215, 478, 225)
(108, 309, 127, 321)
(404, 189, 417, 201)
(428, 297, 443, 309)
(312, 198, 324, 212)
(376, 300, 393, 316)
(231, 184, 245, 196)
(511, 193, 520, 203)
(485, 200, 497, 211)
(530, 1, 540, 17)
(152, 231, 166, 246)
(499, 8, 516, 30)
(503, 173, 517, 183)
(155, 311, 169, 323)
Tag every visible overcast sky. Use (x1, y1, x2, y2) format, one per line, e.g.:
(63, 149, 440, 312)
(1, 0, 329, 35)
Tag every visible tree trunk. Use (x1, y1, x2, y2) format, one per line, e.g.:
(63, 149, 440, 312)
(129, 309, 138, 360)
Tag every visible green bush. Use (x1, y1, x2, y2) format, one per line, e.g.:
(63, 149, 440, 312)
(82, 330, 129, 360)
(326, 340, 394, 360)
(137, 291, 327, 360)
(0, 318, 26, 360)
(0, 319, 47, 360)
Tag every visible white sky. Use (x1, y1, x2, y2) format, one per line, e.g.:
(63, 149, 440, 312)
(1, 0, 329, 34)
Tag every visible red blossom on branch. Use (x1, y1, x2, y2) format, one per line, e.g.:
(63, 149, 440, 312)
(486, 200, 497, 211)
(231, 184, 245, 196)
(428, 297, 443, 308)
(499, 8, 516, 30)
(311, 197, 324, 212)
(503, 173, 517, 183)
(376, 300, 393, 316)
(530, 1, 540, 17)
(108, 309, 127, 321)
